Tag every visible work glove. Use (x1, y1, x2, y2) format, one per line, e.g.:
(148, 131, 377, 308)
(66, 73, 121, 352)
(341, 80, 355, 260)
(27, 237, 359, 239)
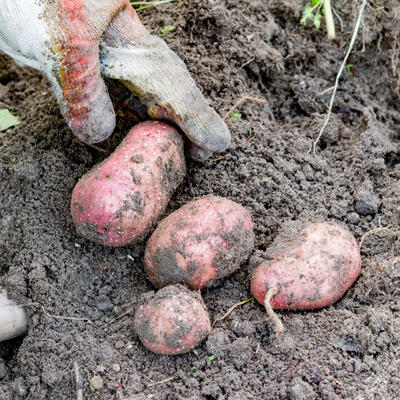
(0, 0, 230, 159)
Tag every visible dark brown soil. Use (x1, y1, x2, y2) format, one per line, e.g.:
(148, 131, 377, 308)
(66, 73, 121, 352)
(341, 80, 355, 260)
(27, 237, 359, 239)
(1, 1, 399, 399)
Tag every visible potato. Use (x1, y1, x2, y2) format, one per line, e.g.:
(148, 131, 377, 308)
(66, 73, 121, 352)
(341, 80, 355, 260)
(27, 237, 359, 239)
(71, 121, 186, 246)
(251, 222, 362, 311)
(144, 196, 254, 290)
(133, 285, 211, 355)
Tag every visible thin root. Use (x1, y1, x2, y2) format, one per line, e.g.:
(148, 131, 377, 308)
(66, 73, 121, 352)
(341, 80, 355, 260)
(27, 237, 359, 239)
(22, 303, 95, 325)
(264, 288, 284, 335)
(223, 96, 267, 120)
(147, 377, 175, 387)
(99, 300, 136, 329)
(206, 155, 226, 163)
(359, 226, 395, 249)
(239, 57, 255, 70)
(212, 297, 254, 327)
(73, 138, 107, 153)
(311, 0, 367, 154)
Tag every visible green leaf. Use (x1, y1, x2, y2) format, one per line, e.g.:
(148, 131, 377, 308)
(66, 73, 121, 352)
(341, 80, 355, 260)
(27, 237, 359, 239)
(189, 366, 196, 372)
(314, 12, 322, 29)
(301, 5, 314, 25)
(0, 109, 20, 131)
(207, 355, 216, 361)
(230, 112, 242, 119)
(160, 25, 177, 34)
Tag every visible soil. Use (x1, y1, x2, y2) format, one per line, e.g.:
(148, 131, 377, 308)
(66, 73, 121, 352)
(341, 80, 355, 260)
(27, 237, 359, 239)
(1, 1, 399, 399)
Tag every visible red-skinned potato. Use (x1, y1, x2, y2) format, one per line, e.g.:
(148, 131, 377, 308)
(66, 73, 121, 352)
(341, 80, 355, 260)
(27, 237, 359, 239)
(251, 222, 361, 333)
(144, 196, 255, 290)
(71, 121, 186, 246)
(133, 285, 211, 355)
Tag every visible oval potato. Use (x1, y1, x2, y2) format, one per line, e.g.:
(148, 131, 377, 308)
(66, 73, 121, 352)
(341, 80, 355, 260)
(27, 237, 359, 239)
(251, 222, 361, 310)
(71, 121, 186, 246)
(145, 196, 255, 290)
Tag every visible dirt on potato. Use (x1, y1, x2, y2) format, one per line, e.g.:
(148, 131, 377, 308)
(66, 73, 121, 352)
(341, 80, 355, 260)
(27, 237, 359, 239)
(134, 284, 211, 355)
(145, 196, 255, 290)
(0, 0, 399, 399)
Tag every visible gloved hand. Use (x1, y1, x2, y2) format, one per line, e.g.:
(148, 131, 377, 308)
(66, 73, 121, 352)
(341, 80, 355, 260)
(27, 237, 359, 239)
(0, 0, 230, 159)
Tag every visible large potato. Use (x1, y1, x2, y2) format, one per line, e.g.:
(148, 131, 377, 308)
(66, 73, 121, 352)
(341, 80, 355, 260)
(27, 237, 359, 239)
(144, 196, 254, 290)
(71, 121, 186, 246)
(133, 285, 211, 355)
(251, 222, 361, 310)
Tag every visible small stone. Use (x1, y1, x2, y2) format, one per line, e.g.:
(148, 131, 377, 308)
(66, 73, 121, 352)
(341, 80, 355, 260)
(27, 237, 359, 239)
(347, 212, 360, 225)
(112, 364, 121, 372)
(96, 365, 105, 373)
(90, 375, 104, 390)
(237, 165, 250, 180)
(354, 190, 379, 216)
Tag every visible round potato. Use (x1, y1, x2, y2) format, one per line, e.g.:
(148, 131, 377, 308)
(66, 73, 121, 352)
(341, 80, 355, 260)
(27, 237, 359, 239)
(71, 121, 186, 246)
(144, 196, 255, 290)
(133, 285, 211, 355)
(251, 222, 361, 310)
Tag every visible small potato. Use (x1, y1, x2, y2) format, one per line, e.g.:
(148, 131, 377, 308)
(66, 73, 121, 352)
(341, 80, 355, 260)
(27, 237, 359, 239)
(251, 222, 361, 311)
(144, 196, 254, 290)
(133, 285, 211, 355)
(71, 121, 186, 246)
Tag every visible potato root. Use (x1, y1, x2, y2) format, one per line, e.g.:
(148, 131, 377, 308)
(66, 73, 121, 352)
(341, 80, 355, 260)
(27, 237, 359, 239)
(144, 196, 254, 290)
(251, 222, 361, 312)
(71, 121, 186, 246)
(133, 285, 211, 355)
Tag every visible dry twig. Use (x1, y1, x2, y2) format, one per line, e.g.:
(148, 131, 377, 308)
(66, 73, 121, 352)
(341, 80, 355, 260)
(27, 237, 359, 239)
(212, 298, 254, 327)
(73, 362, 83, 400)
(147, 377, 175, 387)
(223, 96, 267, 120)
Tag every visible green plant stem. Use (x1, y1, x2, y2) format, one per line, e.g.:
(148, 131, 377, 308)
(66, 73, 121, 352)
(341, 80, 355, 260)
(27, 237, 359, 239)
(323, 0, 336, 40)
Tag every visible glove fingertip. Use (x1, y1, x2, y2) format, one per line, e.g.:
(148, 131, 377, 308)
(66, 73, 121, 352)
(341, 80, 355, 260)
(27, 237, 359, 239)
(183, 108, 231, 153)
(70, 100, 116, 144)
